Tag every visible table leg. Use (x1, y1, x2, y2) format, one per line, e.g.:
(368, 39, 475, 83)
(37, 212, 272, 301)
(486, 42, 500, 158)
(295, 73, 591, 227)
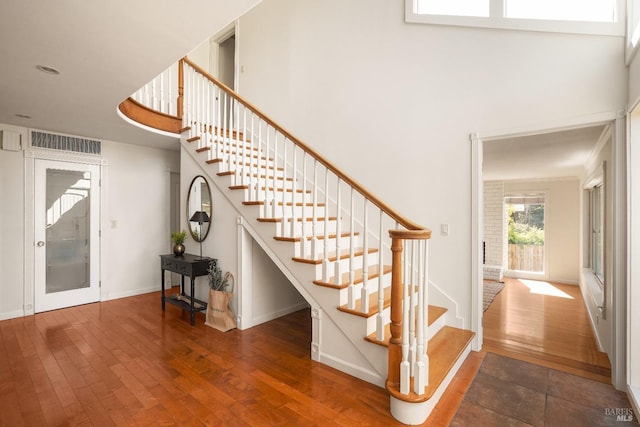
(190, 277, 196, 325)
(161, 268, 166, 310)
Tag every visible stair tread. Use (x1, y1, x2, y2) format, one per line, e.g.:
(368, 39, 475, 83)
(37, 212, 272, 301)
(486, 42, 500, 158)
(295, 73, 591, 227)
(387, 326, 475, 403)
(243, 200, 325, 207)
(364, 305, 448, 346)
(273, 231, 357, 243)
(230, 185, 312, 194)
(292, 247, 378, 265)
(219, 171, 293, 182)
(257, 216, 337, 223)
(316, 264, 392, 292)
(205, 158, 284, 171)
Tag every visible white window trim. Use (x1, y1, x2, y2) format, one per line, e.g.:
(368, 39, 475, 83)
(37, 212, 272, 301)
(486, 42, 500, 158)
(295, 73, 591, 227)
(406, 0, 625, 37)
(626, 0, 640, 64)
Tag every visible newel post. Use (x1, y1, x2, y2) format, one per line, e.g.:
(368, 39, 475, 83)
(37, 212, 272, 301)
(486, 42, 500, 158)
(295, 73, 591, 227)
(386, 233, 404, 391)
(177, 58, 184, 120)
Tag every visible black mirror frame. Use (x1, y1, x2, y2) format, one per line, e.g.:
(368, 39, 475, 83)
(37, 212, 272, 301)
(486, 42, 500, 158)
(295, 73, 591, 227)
(186, 175, 212, 242)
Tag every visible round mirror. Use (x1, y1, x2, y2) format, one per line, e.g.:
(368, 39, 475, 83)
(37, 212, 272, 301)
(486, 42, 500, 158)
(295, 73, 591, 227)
(186, 175, 212, 242)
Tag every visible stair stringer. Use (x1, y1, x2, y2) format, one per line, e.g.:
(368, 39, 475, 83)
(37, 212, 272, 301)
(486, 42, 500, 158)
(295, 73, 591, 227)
(182, 138, 389, 386)
(428, 280, 465, 329)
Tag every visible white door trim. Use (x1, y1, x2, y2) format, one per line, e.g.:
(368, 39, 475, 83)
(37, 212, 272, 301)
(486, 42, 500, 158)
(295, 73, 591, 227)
(470, 111, 625, 376)
(24, 147, 106, 315)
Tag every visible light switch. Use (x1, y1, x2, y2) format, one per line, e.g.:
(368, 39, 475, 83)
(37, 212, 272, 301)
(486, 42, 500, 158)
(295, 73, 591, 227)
(441, 224, 449, 236)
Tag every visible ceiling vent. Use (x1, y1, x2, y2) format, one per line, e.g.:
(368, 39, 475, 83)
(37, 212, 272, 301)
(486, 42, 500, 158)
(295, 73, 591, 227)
(31, 131, 101, 155)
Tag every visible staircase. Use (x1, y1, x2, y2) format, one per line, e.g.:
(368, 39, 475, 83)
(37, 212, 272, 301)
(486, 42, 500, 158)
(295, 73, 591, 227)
(121, 57, 474, 425)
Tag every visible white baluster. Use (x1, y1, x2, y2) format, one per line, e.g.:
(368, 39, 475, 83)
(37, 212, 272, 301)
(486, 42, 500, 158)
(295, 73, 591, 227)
(258, 121, 266, 211)
(414, 239, 427, 395)
(269, 128, 277, 220)
(400, 244, 411, 395)
(322, 170, 330, 281)
(348, 188, 356, 310)
(361, 200, 370, 313)
(334, 179, 342, 285)
(290, 147, 298, 238)
(409, 240, 417, 377)
(376, 211, 385, 341)
(249, 114, 257, 204)
(298, 153, 308, 258)
(281, 137, 289, 237)
(311, 160, 320, 258)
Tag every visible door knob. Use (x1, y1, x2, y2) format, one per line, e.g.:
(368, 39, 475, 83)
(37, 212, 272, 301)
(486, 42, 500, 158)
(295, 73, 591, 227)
(37, 241, 45, 247)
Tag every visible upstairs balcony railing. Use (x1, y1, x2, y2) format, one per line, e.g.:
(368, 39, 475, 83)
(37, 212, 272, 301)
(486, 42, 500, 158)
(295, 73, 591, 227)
(120, 57, 433, 401)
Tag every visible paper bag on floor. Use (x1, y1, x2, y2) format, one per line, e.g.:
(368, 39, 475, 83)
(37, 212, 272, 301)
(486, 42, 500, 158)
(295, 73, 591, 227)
(205, 273, 236, 332)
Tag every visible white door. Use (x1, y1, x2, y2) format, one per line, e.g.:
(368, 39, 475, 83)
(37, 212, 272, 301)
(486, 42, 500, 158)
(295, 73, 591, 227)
(34, 159, 100, 312)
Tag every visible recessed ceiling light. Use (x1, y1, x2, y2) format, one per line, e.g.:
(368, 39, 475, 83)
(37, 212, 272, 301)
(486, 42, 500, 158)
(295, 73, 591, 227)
(15, 113, 32, 119)
(36, 65, 60, 75)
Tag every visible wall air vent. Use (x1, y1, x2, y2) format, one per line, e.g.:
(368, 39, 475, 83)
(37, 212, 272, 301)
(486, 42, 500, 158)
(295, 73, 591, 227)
(31, 131, 101, 155)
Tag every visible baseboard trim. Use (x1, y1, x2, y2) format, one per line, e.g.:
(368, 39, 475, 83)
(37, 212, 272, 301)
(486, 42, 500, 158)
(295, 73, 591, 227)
(247, 301, 310, 329)
(0, 309, 25, 321)
(102, 286, 157, 301)
(318, 351, 385, 388)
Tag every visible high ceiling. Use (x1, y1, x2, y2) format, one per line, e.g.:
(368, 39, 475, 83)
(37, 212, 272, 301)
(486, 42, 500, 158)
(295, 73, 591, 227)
(483, 124, 609, 181)
(0, 1, 260, 151)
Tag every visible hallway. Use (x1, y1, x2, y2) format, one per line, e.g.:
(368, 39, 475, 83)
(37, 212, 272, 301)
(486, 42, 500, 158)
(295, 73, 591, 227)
(483, 277, 611, 383)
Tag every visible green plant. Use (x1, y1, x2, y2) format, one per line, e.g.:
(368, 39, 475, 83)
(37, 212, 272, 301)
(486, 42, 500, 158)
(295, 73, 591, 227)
(208, 259, 230, 292)
(171, 230, 187, 245)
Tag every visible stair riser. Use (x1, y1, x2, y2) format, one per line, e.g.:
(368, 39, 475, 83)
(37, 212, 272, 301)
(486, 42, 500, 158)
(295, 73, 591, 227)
(242, 190, 315, 205)
(257, 205, 327, 219)
(311, 252, 381, 278)
(337, 275, 391, 305)
(294, 234, 361, 258)
(272, 220, 340, 238)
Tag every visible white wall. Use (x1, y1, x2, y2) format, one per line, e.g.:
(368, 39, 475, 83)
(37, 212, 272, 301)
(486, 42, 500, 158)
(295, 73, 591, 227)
(504, 179, 581, 284)
(0, 123, 179, 320)
(0, 125, 28, 319)
(236, 0, 627, 325)
(629, 51, 640, 109)
(101, 140, 179, 300)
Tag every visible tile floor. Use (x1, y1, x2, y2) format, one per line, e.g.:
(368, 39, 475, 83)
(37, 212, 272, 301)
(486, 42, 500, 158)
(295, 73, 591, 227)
(451, 353, 638, 426)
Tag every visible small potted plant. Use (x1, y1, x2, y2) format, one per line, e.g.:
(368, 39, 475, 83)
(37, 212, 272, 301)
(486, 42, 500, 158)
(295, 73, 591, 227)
(171, 230, 186, 256)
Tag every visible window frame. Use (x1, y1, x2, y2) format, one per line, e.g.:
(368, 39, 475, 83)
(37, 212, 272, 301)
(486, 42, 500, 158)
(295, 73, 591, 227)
(589, 184, 605, 284)
(584, 161, 606, 288)
(406, 0, 625, 37)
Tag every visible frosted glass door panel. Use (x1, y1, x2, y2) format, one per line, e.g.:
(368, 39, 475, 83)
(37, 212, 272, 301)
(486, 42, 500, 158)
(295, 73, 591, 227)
(34, 159, 100, 313)
(46, 169, 91, 293)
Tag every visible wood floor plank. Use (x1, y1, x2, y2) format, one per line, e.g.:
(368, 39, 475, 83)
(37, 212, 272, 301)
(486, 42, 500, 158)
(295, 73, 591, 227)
(0, 291, 486, 426)
(483, 277, 611, 383)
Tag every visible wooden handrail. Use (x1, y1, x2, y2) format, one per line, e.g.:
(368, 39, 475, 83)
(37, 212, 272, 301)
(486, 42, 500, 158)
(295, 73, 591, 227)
(182, 56, 429, 234)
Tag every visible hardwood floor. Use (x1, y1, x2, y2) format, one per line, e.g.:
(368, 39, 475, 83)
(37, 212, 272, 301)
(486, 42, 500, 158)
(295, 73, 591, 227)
(483, 277, 612, 383)
(0, 290, 480, 426)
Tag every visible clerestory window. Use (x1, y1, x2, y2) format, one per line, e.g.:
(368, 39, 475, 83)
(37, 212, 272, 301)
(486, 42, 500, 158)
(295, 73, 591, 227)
(406, 0, 624, 36)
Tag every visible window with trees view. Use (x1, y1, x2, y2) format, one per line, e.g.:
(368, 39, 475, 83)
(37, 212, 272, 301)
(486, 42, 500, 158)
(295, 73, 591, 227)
(506, 196, 545, 273)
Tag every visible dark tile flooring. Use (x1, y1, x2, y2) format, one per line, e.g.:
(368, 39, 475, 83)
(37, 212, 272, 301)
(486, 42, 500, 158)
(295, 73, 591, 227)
(451, 353, 639, 426)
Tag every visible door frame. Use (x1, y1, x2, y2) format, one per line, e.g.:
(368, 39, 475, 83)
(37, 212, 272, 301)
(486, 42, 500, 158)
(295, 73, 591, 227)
(24, 144, 107, 315)
(471, 111, 627, 389)
(209, 21, 239, 91)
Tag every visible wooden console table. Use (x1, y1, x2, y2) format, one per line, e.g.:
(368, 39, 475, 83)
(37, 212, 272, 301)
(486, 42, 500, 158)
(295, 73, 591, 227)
(160, 253, 213, 325)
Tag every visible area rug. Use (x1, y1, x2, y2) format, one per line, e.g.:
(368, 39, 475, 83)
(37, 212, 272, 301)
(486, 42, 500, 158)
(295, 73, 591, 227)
(483, 280, 505, 312)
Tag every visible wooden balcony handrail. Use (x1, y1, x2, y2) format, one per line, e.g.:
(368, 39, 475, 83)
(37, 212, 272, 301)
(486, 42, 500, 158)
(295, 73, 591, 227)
(182, 56, 430, 235)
